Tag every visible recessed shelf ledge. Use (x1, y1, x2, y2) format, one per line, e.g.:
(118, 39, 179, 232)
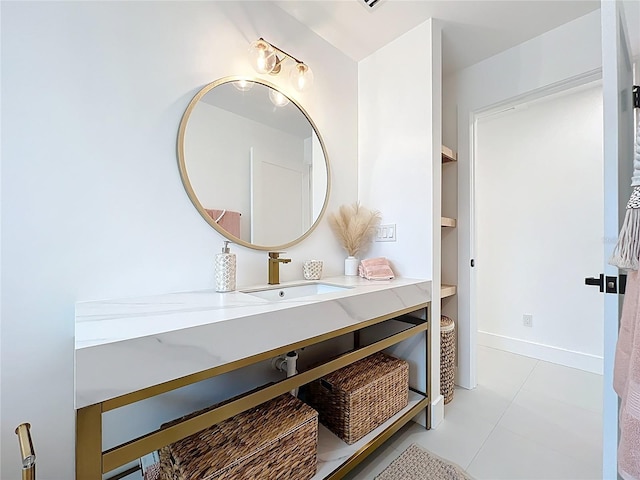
(441, 216, 457, 227)
(441, 145, 457, 163)
(441, 284, 457, 298)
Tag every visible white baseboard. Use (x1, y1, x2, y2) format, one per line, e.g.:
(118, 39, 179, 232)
(478, 331, 603, 374)
(411, 393, 444, 428)
(431, 394, 445, 428)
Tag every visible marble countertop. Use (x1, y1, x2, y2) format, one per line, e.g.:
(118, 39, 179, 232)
(75, 276, 431, 408)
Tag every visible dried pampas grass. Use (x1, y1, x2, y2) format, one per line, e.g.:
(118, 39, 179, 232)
(329, 202, 381, 257)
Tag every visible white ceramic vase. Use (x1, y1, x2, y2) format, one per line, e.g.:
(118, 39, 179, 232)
(344, 256, 359, 276)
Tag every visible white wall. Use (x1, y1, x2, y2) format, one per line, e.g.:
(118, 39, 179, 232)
(442, 9, 603, 390)
(358, 20, 437, 280)
(189, 105, 264, 241)
(0, 2, 357, 478)
(476, 84, 604, 373)
(358, 19, 443, 426)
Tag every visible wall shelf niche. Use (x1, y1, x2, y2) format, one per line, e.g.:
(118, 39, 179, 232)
(441, 144, 458, 303)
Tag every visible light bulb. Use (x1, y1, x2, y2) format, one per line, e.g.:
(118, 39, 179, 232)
(232, 79, 253, 92)
(268, 89, 290, 107)
(248, 39, 277, 74)
(289, 63, 314, 92)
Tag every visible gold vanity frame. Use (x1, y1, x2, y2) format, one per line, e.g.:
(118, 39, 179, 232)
(76, 303, 431, 480)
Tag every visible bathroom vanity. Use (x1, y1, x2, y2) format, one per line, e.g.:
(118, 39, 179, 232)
(75, 276, 432, 479)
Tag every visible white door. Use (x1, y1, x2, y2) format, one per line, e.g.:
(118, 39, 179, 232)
(258, 162, 304, 245)
(250, 152, 305, 246)
(601, 0, 635, 477)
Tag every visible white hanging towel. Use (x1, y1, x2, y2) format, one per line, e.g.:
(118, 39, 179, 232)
(610, 119, 640, 270)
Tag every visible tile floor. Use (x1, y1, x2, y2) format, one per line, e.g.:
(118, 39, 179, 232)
(345, 345, 604, 480)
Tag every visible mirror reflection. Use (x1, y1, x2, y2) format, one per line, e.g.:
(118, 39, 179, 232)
(178, 78, 329, 249)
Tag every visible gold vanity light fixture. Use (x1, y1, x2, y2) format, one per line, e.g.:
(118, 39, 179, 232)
(248, 38, 314, 93)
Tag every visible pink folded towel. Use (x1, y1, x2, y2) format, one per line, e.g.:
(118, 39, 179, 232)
(359, 257, 395, 280)
(614, 269, 640, 480)
(361, 257, 390, 268)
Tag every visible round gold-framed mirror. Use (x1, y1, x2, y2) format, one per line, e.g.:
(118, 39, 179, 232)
(177, 76, 331, 250)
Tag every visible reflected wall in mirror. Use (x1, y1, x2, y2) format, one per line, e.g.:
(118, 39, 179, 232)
(178, 77, 330, 250)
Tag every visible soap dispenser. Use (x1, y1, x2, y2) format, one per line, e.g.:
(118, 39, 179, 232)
(215, 241, 236, 292)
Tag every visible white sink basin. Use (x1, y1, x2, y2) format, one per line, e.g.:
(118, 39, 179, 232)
(242, 282, 352, 301)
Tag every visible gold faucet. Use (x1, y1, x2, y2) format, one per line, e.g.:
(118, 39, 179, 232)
(268, 252, 291, 285)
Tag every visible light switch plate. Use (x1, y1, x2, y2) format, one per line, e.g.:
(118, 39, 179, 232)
(375, 224, 397, 242)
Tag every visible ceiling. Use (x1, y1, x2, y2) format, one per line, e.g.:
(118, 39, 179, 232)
(273, 0, 637, 76)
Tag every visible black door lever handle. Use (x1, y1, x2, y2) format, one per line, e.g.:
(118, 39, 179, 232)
(584, 274, 604, 292)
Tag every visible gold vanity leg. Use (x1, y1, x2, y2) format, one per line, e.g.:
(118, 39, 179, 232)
(76, 403, 102, 480)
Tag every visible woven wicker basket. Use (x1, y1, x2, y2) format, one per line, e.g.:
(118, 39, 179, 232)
(440, 315, 456, 404)
(158, 394, 318, 480)
(306, 352, 409, 445)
